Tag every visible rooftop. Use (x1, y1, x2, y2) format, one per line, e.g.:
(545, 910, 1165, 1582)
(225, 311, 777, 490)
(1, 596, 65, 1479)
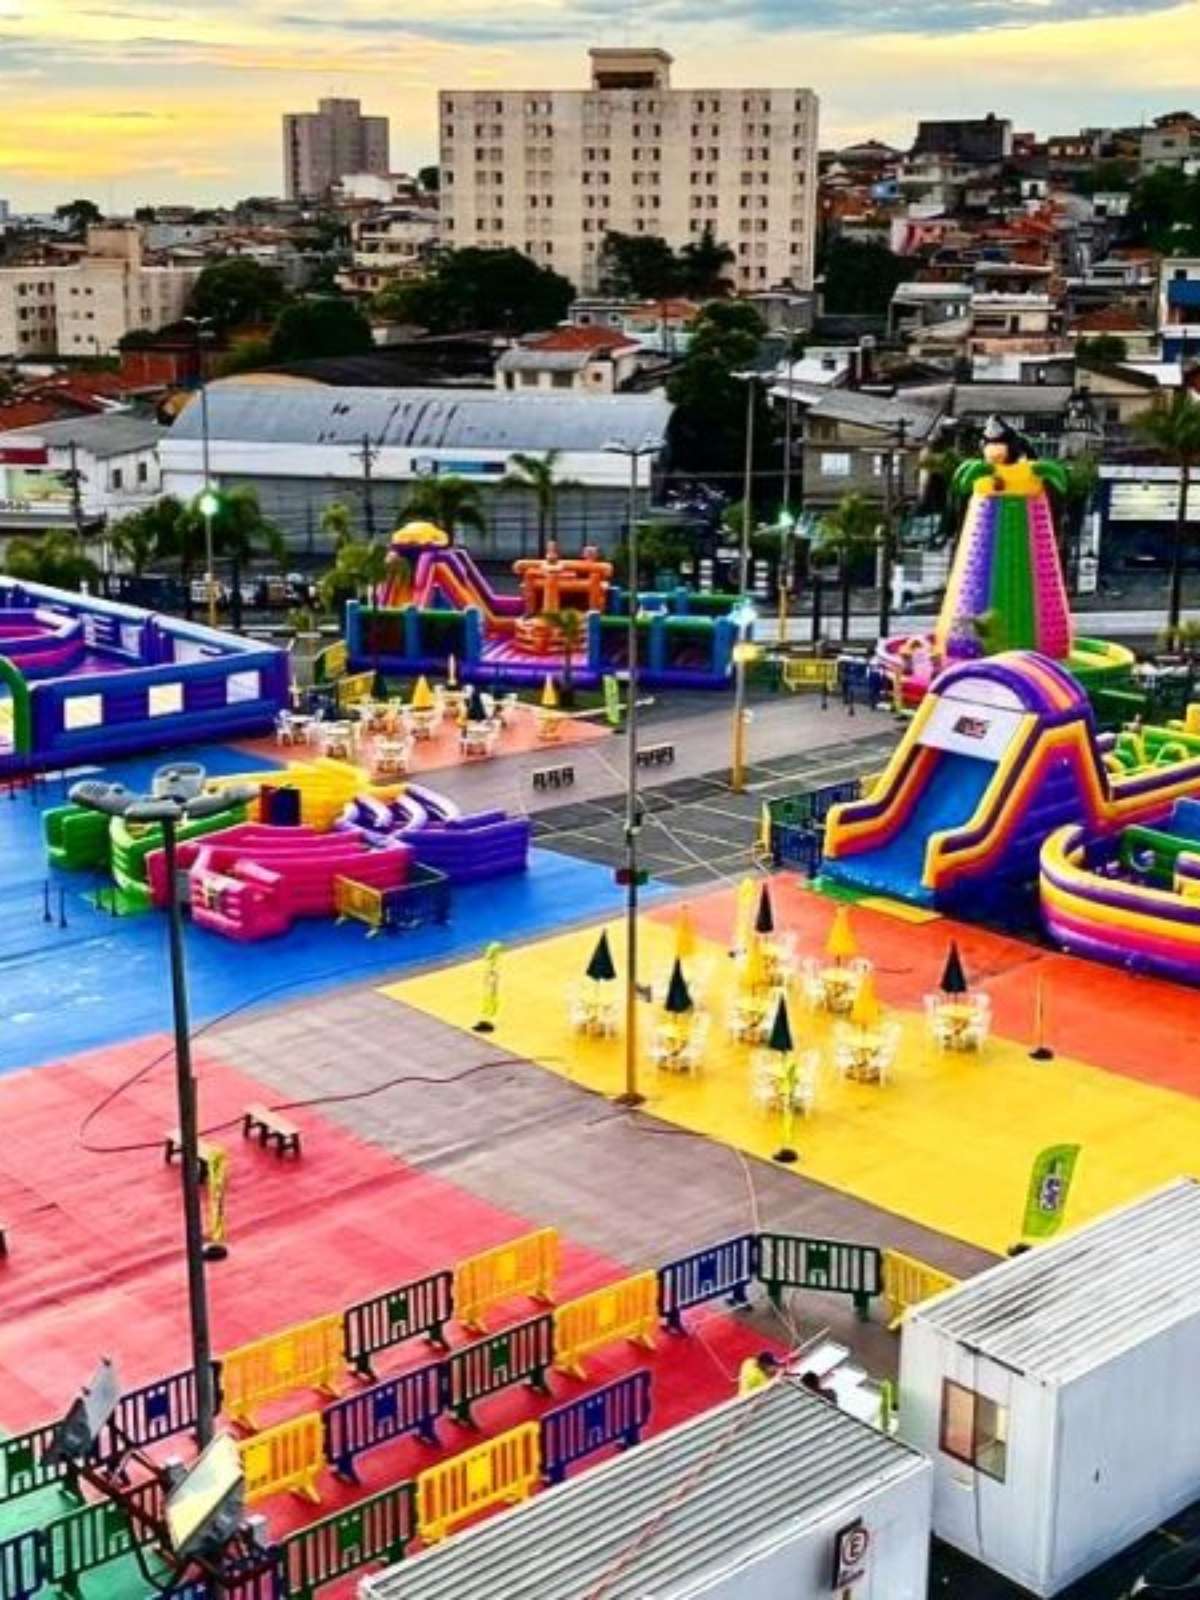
(0, 412, 163, 458)
(363, 1382, 928, 1600)
(171, 384, 673, 453)
(526, 325, 640, 354)
(797, 386, 946, 441)
(911, 1179, 1200, 1385)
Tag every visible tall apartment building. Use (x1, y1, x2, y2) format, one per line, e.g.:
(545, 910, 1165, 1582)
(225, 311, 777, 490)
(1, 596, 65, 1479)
(438, 48, 819, 295)
(282, 98, 390, 201)
(0, 225, 201, 359)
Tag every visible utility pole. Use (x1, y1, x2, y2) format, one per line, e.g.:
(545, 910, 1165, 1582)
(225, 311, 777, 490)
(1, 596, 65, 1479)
(731, 376, 756, 793)
(66, 439, 85, 541)
(778, 320, 796, 646)
(878, 418, 907, 642)
(356, 433, 379, 541)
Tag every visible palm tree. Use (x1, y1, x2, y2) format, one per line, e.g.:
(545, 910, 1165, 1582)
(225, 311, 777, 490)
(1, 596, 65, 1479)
(320, 500, 356, 551)
(499, 450, 582, 558)
(542, 607, 585, 705)
(207, 486, 286, 630)
(108, 508, 159, 580)
(399, 475, 487, 544)
(6, 531, 99, 591)
(815, 492, 881, 643)
(134, 495, 205, 618)
(1132, 391, 1200, 635)
(318, 539, 390, 612)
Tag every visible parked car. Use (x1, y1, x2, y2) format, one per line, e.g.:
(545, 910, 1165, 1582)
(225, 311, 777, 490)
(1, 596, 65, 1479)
(1132, 1539, 1200, 1595)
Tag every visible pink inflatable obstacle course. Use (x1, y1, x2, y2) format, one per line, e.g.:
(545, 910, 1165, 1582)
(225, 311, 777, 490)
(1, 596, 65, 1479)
(146, 823, 412, 941)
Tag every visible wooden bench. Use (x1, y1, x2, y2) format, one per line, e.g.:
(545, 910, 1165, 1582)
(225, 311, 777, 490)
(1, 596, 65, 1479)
(636, 742, 675, 769)
(242, 1103, 302, 1158)
(532, 764, 575, 792)
(164, 1130, 216, 1182)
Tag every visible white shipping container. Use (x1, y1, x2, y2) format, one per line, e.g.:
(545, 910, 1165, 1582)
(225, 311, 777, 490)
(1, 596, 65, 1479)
(898, 1178, 1200, 1596)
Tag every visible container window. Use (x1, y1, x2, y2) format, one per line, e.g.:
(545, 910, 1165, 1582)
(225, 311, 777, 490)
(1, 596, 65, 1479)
(149, 683, 183, 717)
(939, 1380, 1008, 1482)
(227, 670, 261, 704)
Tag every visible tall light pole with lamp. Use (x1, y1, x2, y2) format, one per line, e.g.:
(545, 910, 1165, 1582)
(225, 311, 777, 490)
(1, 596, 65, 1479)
(69, 764, 257, 1448)
(730, 373, 760, 794)
(603, 435, 663, 1108)
(183, 315, 218, 628)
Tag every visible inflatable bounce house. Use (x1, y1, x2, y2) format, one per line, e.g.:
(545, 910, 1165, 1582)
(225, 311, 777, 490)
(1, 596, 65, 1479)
(877, 417, 1132, 708)
(44, 757, 531, 941)
(0, 579, 287, 776)
(348, 522, 744, 690)
(823, 423, 1200, 987)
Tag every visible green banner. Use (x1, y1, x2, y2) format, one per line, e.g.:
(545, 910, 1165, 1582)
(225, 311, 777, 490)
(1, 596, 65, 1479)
(1022, 1144, 1081, 1238)
(603, 674, 623, 727)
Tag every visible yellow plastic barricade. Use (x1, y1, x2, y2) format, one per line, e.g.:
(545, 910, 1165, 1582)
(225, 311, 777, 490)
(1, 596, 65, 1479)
(333, 875, 386, 934)
(221, 1312, 344, 1430)
(453, 1228, 559, 1334)
(882, 1249, 959, 1331)
(781, 658, 837, 694)
(417, 1422, 540, 1544)
(553, 1271, 657, 1380)
(239, 1411, 324, 1505)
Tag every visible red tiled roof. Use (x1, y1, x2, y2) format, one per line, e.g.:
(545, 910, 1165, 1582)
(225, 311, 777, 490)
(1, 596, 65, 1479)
(528, 325, 639, 353)
(0, 400, 71, 430)
(1072, 305, 1149, 333)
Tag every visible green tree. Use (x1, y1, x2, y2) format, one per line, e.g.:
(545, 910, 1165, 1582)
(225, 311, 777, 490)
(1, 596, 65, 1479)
(187, 258, 288, 334)
(666, 300, 775, 477)
(418, 165, 440, 193)
(399, 475, 487, 543)
(318, 539, 389, 612)
(54, 198, 103, 236)
(499, 450, 583, 558)
(320, 500, 356, 550)
(814, 492, 880, 642)
(1132, 391, 1200, 632)
(1077, 334, 1129, 366)
(820, 238, 909, 316)
(138, 494, 206, 618)
(207, 486, 286, 629)
(1125, 169, 1200, 253)
(108, 508, 160, 577)
(541, 608, 585, 705)
(268, 297, 374, 363)
(5, 531, 99, 591)
(396, 248, 574, 334)
(598, 231, 681, 299)
(676, 226, 735, 299)
(213, 335, 272, 378)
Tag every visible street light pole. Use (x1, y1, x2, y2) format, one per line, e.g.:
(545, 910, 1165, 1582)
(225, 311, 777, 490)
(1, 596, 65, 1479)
(185, 316, 217, 628)
(778, 326, 795, 647)
(731, 376, 756, 793)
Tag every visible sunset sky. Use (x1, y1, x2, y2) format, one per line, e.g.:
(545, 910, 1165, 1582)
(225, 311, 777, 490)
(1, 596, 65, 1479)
(1, 0, 1198, 210)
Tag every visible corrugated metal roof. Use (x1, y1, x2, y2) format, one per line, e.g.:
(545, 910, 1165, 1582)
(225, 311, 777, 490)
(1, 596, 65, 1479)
(803, 388, 946, 440)
(173, 385, 672, 453)
(911, 1179, 1200, 1384)
(363, 1383, 926, 1600)
(495, 349, 591, 373)
(0, 413, 162, 458)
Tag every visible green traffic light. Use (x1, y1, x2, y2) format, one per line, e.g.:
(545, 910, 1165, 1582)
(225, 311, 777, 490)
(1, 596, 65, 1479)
(197, 491, 220, 518)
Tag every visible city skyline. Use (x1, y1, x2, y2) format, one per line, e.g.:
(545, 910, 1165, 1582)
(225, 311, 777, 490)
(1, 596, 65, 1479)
(0, 0, 1197, 209)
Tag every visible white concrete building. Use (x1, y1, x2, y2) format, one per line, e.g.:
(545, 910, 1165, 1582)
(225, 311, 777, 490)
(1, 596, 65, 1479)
(438, 47, 819, 295)
(494, 324, 649, 393)
(0, 225, 201, 359)
(338, 207, 440, 296)
(364, 1381, 932, 1600)
(0, 413, 163, 536)
(899, 1179, 1200, 1598)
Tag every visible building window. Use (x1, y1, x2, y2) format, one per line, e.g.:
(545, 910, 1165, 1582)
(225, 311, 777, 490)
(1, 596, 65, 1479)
(820, 453, 851, 477)
(64, 694, 104, 731)
(939, 1382, 1009, 1482)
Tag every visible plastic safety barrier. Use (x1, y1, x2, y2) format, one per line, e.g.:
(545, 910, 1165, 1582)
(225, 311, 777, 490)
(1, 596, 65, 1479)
(343, 1270, 453, 1379)
(416, 1422, 541, 1545)
(333, 875, 387, 933)
(554, 1272, 658, 1380)
(0, 1422, 76, 1507)
(781, 658, 838, 692)
(541, 1370, 652, 1486)
(43, 1479, 162, 1596)
(281, 1481, 417, 1599)
(323, 1363, 442, 1482)
(882, 1249, 959, 1331)
(0, 1529, 42, 1600)
(453, 1227, 558, 1334)
(239, 1413, 324, 1506)
(169, 1550, 286, 1600)
(658, 1235, 755, 1333)
(442, 1314, 553, 1428)
(106, 1364, 213, 1454)
(756, 1233, 882, 1321)
(221, 1313, 343, 1430)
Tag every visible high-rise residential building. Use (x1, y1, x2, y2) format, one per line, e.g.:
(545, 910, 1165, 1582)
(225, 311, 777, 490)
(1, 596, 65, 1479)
(282, 98, 390, 201)
(438, 48, 819, 295)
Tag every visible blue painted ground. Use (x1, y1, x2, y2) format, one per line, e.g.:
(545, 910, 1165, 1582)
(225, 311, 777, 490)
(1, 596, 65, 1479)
(0, 742, 655, 1075)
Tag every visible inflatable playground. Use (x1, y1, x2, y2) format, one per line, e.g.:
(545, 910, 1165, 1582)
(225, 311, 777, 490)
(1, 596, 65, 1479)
(349, 521, 744, 690)
(44, 756, 531, 941)
(0, 579, 287, 775)
(822, 420, 1200, 986)
(877, 417, 1132, 707)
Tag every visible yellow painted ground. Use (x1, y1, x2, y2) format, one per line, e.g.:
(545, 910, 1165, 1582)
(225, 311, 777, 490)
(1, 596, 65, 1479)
(381, 921, 1200, 1255)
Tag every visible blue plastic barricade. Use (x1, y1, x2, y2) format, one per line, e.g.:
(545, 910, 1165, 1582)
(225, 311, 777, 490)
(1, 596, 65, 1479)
(105, 1365, 213, 1455)
(540, 1371, 652, 1486)
(0, 1529, 44, 1600)
(658, 1235, 755, 1333)
(322, 1362, 443, 1482)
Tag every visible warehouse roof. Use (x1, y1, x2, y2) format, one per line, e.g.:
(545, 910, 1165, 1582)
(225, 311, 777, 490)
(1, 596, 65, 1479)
(363, 1382, 927, 1600)
(0, 413, 163, 458)
(910, 1179, 1200, 1385)
(173, 385, 672, 453)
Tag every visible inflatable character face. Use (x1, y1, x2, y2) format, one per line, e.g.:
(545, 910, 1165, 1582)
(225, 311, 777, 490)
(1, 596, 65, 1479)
(983, 436, 1011, 467)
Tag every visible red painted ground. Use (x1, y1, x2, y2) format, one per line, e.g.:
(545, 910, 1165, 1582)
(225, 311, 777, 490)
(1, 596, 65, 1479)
(234, 705, 609, 777)
(652, 876, 1200, 1097)
(0, 1038, 785, 1547)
